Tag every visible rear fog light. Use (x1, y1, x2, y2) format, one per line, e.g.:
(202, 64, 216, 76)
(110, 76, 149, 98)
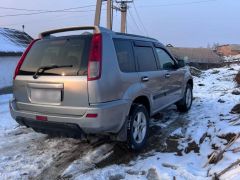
(36, 115, 48, 121)
(86, 113, 98, 118)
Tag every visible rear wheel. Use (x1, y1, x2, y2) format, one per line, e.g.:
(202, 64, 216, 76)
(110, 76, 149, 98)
(177, 84, 193, 112)
(127, 104, 149, 151)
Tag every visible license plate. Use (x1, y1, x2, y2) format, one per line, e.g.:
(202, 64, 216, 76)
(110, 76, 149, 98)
(30, 88, 61, 104)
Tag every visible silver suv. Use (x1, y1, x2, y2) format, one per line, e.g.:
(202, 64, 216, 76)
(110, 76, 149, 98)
(10, 26, 193, 150)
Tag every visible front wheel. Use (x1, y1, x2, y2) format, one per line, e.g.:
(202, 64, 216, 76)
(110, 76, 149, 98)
(177, 84, 193, 112)
(127, 104, 149, 151)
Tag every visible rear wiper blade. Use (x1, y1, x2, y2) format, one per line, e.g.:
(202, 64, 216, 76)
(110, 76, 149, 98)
(33, 65, 73, 79)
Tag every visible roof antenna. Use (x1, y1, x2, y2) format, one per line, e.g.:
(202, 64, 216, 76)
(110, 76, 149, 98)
(22, 25, 25, 32)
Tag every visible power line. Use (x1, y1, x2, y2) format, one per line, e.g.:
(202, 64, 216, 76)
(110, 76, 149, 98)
(0, 9, 97, 18)
(128, 8, 144, 35)
(0, 4, 97, 18)
(0, 5, 95, 12)
(132, 2, 148, 36)
(124, 14, 135, 33)
(3, 8, 106, 27)
(3, 11, 96, 27)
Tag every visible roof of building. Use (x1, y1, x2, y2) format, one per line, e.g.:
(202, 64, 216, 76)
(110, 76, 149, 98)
(217, 44, 240, 51)
(168, 47, 223, 63)
(0, 27, 33, 55)
(229, 44, 240, 51)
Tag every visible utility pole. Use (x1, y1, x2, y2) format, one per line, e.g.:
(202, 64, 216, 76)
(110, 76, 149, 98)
(94, 0, 133, 33)
(120, 2, 127, 33)
(94, 0, 102, 26)
(95, 0, 112, 30)
(115, 0, 133, 33)
(106, 0, 112, 30)
(22, 25, 25, 32)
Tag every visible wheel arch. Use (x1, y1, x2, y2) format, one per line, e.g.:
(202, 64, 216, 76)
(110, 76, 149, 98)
(187, 78, 193, 88)
(130, 96, 151, 116)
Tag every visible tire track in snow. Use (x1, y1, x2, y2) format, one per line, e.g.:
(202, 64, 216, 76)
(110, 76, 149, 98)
(34, 138, 114, 180)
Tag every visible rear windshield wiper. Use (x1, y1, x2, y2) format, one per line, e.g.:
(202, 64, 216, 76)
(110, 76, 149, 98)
(33, 65, 73, 79)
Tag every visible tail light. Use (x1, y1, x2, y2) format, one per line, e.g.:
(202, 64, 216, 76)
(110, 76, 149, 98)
(13, 39, 40, 80)
(87, 34, 102, 81)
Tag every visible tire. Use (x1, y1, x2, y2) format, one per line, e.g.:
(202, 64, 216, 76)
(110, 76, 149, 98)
(177, 83, 193, 112)
(127, 104, 149, 151)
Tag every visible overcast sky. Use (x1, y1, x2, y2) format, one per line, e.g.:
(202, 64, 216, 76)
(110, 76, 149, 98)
(0, 0, 239, 47)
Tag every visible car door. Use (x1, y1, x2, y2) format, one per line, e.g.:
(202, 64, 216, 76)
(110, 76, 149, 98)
(133, 41, 168, 112)
(154, 46, 185, 104)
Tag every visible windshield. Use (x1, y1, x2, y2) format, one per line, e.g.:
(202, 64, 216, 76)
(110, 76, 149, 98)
(19, 35, 91, 76)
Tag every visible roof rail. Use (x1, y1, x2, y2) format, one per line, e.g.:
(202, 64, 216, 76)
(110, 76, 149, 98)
(115, 32, 158, 41)
(39, 26, 101, 38)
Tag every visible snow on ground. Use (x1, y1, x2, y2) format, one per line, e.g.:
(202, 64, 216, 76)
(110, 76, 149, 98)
(67, 65, 240, 180)
(0, 57, 20, 89)
(0, 95, 87, 180)
(0, 94, 17, 130)
(0, 64, 239, 179)
(224, 55, 240, 62)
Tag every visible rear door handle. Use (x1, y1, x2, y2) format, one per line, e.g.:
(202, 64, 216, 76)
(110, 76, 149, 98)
(141, 76, 149, 82)
(165, 74, 171, 78)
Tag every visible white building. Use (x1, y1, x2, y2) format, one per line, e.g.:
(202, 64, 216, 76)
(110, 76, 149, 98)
(0, 28, 32, 89)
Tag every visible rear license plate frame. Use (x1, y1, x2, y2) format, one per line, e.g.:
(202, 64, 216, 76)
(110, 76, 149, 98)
(30, 88, 62, 105)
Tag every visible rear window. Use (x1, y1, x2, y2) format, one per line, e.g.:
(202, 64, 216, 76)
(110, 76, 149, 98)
(19, 35, 91, 76)
(114, 39, 136, 72)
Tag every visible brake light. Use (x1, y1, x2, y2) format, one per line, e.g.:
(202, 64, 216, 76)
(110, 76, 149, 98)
(87, 34, 102, 81)
(13, 39, 40, 80)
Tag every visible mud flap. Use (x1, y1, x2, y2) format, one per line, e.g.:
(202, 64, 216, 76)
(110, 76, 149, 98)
(115, 116, 129, 142)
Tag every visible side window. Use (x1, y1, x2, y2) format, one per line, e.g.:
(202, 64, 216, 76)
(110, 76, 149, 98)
(114, 39, 136, 72)
(155, 48, 175, 70)
(134, 46, 158, 72)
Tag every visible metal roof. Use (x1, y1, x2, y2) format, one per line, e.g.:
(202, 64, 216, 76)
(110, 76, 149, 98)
(0, 28, 32, 55)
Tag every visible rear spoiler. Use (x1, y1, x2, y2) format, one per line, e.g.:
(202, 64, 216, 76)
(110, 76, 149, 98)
(39, 26, 101, 38)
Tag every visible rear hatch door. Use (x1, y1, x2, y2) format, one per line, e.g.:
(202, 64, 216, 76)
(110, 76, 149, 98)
(14, 35, 91, 116)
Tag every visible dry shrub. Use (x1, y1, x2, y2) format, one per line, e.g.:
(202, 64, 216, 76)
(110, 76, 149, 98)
(235, 71, 240, 85)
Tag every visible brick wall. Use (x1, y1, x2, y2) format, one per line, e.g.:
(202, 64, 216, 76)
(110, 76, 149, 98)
(217, 46, 232, 56)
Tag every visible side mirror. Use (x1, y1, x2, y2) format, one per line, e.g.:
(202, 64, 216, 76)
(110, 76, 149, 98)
(177, 59, 186, 68)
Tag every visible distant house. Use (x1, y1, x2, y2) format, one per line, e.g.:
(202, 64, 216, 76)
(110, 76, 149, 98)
(167, 47, 224, 69)
(216, 44, 240, 56)
(0, 28, 32, 89)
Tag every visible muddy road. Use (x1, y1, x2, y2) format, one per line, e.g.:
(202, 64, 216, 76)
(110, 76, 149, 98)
(0, 105, 188, 180)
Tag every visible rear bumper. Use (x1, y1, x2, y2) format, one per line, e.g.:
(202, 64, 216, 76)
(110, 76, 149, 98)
(9, 98, 130, 134)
